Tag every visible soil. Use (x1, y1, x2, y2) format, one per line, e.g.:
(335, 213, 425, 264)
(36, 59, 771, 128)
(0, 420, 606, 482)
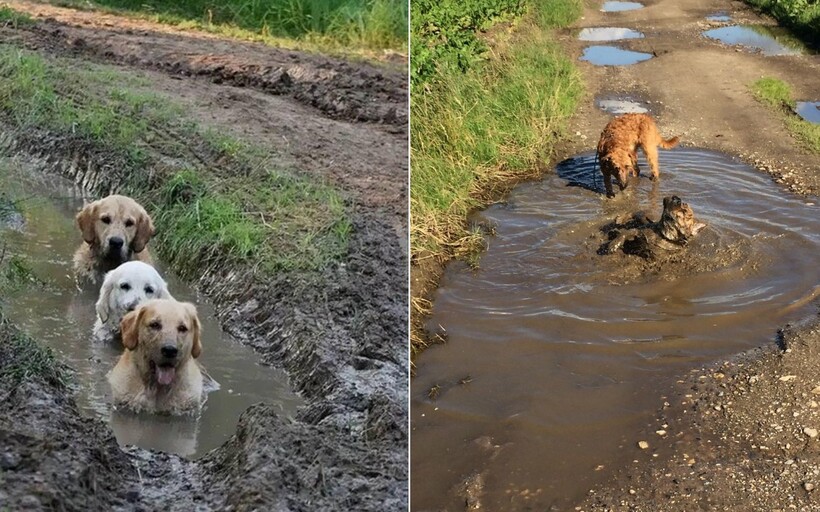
(0, 3, 407, 510)
(413, 0, 820, 508)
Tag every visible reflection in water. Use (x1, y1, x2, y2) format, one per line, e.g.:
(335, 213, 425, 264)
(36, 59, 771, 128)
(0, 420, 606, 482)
(703, 25, 811, 56)
(578, 27, 644, 42)
(0, 160, 303, 458)
(596, 97, 649, 115)
(411, 148, 820, 510)
(600, 1, 643, 12)
(796, 101, 820, 124)
(580, 45, 653, 66)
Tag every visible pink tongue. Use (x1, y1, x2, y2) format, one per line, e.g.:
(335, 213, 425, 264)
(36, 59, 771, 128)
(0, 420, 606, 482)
(156, 366, 176, 386)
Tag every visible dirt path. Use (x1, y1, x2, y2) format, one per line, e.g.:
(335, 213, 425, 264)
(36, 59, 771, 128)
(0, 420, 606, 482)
(555, 0, 819, 195)
(554, 0, 820, 508)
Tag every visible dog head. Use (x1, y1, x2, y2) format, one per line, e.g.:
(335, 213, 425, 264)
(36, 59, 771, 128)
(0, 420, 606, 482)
(76, 195, 155, 264)
(603, 149, 634, 190)
(96, 261, 172, 329)
(120, 299, 202, 388)
(659, 195, 706, 243)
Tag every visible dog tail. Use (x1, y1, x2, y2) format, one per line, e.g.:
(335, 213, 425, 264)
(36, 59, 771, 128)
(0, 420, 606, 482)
(659, 136, 680, 149)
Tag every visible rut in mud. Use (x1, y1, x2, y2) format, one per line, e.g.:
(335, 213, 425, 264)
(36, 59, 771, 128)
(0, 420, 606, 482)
(0, 3, 407, 510)
(412, 0, 819, 509)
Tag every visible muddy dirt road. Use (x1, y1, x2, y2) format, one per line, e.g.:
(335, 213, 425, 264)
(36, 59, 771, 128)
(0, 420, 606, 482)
(412, 0, 818, 510)
(0, 2, 407, 510)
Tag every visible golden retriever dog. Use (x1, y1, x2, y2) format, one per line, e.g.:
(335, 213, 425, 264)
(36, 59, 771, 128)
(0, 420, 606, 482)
(108, 299, 205, 415)
(597, 113, 680, 198)
(602, 195, 706, 258)
(94, 261, 173, 343)
(73, 195, 155, 284)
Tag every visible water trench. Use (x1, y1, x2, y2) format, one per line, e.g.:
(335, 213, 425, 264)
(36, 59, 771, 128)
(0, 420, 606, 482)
(411, 147, 820, 510)
(578, 27, 644, 42)
(796, 101, 820, 124)
(0, 157, 302, 458)
(703, 25, 812, 56)
(600, 1, 643, 12)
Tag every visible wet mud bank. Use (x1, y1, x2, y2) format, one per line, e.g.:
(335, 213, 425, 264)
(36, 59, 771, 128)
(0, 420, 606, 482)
(0, 111, 407, 507)
(580, 314, 820, 511)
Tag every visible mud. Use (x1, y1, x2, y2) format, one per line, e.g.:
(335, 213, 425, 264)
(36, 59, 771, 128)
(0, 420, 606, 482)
(703, 25, 810, 56)
(580, 45, 654, 65)
(796, 101, 820, 124)
(0, 0, 407, 507)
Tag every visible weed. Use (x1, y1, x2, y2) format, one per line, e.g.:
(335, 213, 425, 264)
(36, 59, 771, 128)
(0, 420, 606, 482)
(751, 77, 820, 154)
(0, 5, 34, 28)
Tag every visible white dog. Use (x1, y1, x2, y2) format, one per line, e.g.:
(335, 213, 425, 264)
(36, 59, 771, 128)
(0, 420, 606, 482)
(94, 261, 172, 342)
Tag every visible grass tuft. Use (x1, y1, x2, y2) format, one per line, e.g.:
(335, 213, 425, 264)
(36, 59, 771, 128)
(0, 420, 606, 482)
(0, 5, 35, 28)
(751, 77, 820, 154)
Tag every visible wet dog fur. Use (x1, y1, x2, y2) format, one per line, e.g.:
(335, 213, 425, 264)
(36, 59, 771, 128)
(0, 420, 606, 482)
(597, 113, 680, 198)
(602, 195, 706, 258)
(108, 299, 204, 415)
(73, 195, 155, 285)
(94, 261, 173, 343)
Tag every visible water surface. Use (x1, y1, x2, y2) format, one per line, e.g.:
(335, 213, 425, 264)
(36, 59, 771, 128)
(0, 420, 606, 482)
(581, 45, 653, 66)
(796, 101, 820, 124)
(411, 147, 820, 510)
(578, 27, 644, 42)
(600, 1, 643, 12)
(0, 158, 303, 458)
(703, 25, 810, 56)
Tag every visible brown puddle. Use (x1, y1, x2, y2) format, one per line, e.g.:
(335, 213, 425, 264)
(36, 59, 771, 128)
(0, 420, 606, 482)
(411, 148, 820, 510)
(0, 157, 303, 458)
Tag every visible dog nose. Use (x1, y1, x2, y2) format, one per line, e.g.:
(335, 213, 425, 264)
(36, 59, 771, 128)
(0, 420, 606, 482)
(109, 236, 124, 248)
(160, 345, 178, 359)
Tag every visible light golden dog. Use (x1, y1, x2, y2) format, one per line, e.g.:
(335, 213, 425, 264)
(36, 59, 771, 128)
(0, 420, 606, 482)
(108, 299, 204, 415)
(73, 195, 155, 284)
(597, 113, 680, 198)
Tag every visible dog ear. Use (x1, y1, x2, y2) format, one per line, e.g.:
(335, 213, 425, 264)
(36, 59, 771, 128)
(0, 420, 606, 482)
(183, 302, 202, 358)
(120, 309, 142, 350)
(131, 207, 155, 254)
(663, 196, 671, 210)
(76, 202, 98, 244)
(95, 272, 114, 323)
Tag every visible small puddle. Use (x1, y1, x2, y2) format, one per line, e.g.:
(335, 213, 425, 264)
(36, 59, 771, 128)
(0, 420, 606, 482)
(796, 101, 820, 124)
(580, 45, 653, 66)
(596, 96, 649, 114)
(706, 12, 731, 22)
(578, 27, 644, 42)
(0, 157, 303, 458)
(600, 1, 643, 12)
(411, 147, 820, 510)
(703, 25, 810, 56)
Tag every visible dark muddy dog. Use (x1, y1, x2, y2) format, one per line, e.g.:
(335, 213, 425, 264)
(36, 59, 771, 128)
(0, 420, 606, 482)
(601, 195, 706, 258)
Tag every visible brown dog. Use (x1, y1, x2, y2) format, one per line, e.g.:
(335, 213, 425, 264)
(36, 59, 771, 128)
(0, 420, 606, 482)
(73, 195, 155, 284)
(602, 196, 706, 258)
(597, 113, 680, 197)
(107, 299, 204, 414)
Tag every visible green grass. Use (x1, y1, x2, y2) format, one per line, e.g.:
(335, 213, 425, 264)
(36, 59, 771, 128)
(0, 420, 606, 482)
(410, 0, 583, 353)
(45, 0, 407, 53)
(751, 77, 820, 154)
(743, 0, 820, 46)
(0, 44, 351, 276)
(0, 5, 35, 27)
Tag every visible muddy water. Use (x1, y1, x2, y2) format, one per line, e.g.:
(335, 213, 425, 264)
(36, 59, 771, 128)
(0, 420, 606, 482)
(600, 1, 643, 12)
(596, 96, 649, 114)
(796, 101, 820, 124)
(411, 148, 820, 511)
(578, 27, 644, 42)
(703, 25, 810, 56)
(580, 45, 653, 66)
(0, 159, 302, 458)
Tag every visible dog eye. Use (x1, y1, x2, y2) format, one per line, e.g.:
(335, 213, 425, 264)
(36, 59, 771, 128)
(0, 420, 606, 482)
(149, 321, 162, 330)
(177, 324, 188, 333)
(120, 283, 131, 290)
(144, 286, 154, 294)
(125, 219, 135, 227)
(101, 216, 111, 224)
